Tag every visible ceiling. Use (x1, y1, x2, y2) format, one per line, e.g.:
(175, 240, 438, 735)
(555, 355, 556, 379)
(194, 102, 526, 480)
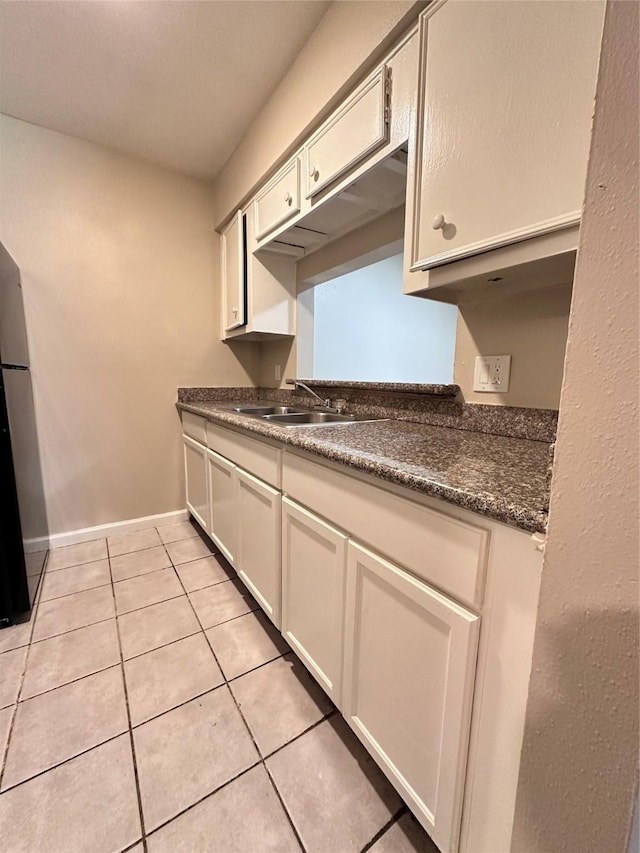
(0, 0, 331, 181)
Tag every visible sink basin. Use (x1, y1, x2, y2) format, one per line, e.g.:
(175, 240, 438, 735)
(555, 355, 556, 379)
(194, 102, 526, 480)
(231, 405, 308, 416)
(263, 412, 358, 426)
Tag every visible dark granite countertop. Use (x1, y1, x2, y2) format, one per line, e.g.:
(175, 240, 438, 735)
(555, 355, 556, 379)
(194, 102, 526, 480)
(177, 400, 550, 534)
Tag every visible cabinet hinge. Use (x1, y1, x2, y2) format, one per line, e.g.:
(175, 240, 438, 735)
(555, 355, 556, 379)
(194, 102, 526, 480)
(384, 67, 392, 125)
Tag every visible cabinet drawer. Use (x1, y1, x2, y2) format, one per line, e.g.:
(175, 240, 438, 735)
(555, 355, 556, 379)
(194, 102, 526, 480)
(206, 423, 281, 488)
(254, 157, 301, 241)
(283, 451, 488, 609)
(304, 67, 389, 199)
(181, 411, 207, 445)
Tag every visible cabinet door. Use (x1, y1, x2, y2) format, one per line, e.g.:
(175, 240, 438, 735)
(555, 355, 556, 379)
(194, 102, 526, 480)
(410, 0, 604, 271)
(254, 156, 301, 242)
(281, 498, 347, 704)
(221, 210, 246, 332)
(343, 542, 479, 853)
(237, 469, 281, 628)
(183, 435, 208, 533)
(304, 67, 389, 199)
(206, 449, 237, 565)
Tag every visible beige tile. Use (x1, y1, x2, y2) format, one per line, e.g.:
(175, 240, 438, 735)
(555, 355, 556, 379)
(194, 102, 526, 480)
(33, 585, 115, 642)
(39, 559, 111, 601)
(175, 555, 231, 592)
(230, 655, 333, 757)
(118, 596, 200, 660)
(0, 734, 141, 853)
(108, 526, 162, 557)
(206, 610, 289, 681)
(21, 620, 121, 700)
(134, 686, 259, 831)
(189, 579, 258, 629)
(369, 813, 439, 853)
(157, 519, 200, 544)
(0, 646, 27, 709)
(125, 633, 223, 726)
(0, 619, 33, 654)
(114, 567, 183, 615)
(111, 545, 171, 582)
(2, 665, 128, 789)
(266, 717, 402, 853)
(47, 538, 107, 572)
(147, 765, 301, 853)
(0, 705, 15, 762)
(165, 535, 216, 565)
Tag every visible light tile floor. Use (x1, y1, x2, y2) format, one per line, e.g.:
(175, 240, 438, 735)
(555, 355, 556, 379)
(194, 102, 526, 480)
(0, 519, 438, 853)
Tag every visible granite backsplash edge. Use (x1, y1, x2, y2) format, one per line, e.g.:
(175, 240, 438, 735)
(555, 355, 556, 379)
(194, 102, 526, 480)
(177, 386, 558, 443)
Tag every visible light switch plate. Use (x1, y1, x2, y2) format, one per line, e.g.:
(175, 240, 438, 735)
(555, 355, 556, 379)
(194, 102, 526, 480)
(473, 355, 511, 392)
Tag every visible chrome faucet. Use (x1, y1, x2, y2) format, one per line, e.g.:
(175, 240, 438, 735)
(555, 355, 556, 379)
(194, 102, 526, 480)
(294, 380, 335, 411)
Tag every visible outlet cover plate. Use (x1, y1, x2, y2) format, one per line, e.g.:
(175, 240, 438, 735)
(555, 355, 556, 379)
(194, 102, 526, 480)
(473, 355, 511, 393)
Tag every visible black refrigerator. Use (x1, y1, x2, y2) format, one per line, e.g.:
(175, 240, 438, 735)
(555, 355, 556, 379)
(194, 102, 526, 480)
(0, 242, 48, 627)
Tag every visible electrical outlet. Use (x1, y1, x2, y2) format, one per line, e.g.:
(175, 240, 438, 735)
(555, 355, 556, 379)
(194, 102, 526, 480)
(473, 355, 511, 392)
(274, 364, 281, 382)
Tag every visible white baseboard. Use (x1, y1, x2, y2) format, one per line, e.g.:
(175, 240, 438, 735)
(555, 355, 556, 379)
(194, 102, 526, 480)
(24, 508, 190, 552)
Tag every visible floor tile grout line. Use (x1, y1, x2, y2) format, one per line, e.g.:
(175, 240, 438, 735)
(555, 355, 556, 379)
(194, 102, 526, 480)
(28, 614, 116, 647)
(143, 758, 263, 841)
(359, 806, 408, 853)
(44, 553, 109, 574)
(38, 578, 113, 605)
(0, 727, 131, 796)
(121, 628, 203, 664)
(165, 539, 309, 853)
(0, 562, 46, 787)
(262, 762, 307, 853)
(17, 662, 122, 705)
(106, 541, 149, 853)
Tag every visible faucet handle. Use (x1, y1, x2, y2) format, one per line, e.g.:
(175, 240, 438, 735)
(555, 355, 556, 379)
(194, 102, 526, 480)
(333, 398, 347, 414)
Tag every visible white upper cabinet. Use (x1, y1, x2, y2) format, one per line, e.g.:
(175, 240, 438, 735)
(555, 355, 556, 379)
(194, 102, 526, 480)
(254, 156, 301, 242)
(408, 0, 605, 276)
(304, 67, 390, 200)
(220, 210, 245, 332)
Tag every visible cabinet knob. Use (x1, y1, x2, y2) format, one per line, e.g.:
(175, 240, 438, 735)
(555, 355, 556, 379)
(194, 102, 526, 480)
(432, 214, 446, 230)
(309, 166, 319, 181)
(284, 192, 292, 206)
(232, 307, 238, 316)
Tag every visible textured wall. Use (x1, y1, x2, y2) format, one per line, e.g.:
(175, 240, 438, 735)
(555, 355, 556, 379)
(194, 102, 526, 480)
(0, 116, 259, 536)
(512, 3, 639, 850)
(455, 285, 572, 408)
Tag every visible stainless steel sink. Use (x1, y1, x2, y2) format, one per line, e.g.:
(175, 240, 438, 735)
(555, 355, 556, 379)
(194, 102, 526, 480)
(230, 405, 308, 416)
(263, 412, 358, 426)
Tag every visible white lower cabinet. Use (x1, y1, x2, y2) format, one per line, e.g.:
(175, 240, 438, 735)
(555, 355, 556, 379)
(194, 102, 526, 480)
(342, 542, 480, 853)
(206, 449, 237, 565)
(281, 497, 347, 705)
(236, 469, 281, 628)
(183, 435, 208, 532)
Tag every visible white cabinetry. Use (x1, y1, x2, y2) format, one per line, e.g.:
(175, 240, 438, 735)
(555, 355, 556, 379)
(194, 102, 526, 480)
(405, 0, 604, 297)
(281, 497, 347, 704)
(183, 435, 208, 532)
(304, 67, 389, 200)
(206, 449, 237, 565)
(237, 469, 281, 628)
(254, 156, 301, 241)
(220, 211, 245, 332)
(343, 542, 479, 853)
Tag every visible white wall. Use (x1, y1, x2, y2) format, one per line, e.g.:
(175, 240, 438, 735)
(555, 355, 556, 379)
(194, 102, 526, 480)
(310, 254, 456, 383)
(512, 2, 639, 849)
(0, 116, 259, 537)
